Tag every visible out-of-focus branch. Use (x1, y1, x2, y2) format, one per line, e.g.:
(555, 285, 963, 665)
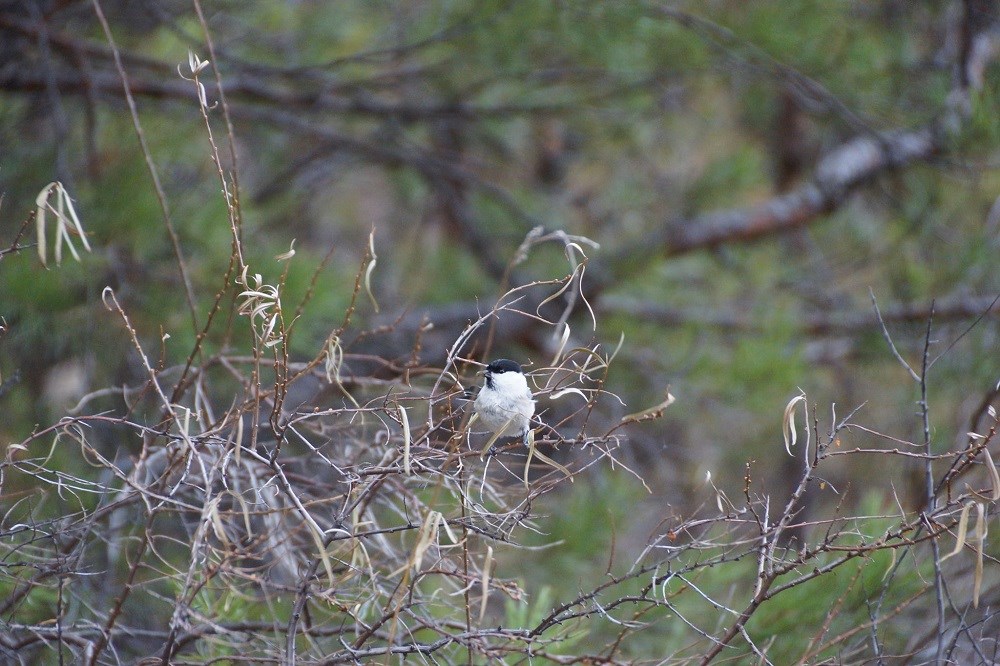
(0, 65, 580, 120)
(604, 2, 998, 275)
(599, 293, 1000, 336)
(609, 127, 937, 269)
(359, 2, 1000, 367)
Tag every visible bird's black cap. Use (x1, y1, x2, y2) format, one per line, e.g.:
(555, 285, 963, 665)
(486, 359, 522, 374)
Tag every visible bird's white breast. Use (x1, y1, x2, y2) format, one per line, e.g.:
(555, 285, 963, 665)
(474, 372, 535, 437)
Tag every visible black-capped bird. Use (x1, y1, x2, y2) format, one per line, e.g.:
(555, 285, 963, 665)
(473, 359, 535, 444)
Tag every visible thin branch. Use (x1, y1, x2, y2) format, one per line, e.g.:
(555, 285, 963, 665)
(870, 287, 920, 382)
(89, 0, 200, 332)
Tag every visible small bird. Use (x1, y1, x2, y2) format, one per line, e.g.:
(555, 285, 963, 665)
(474, 359, 536, 443)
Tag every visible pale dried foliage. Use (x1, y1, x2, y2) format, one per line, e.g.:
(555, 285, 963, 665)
(35, 181, 91, 268)
(1, 232, 654, 663)
(4, 25, 1000, 666)
(4, 225, 1000, 663)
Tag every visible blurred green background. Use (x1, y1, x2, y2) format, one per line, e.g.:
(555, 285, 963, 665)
(2, 1, 1000, 661)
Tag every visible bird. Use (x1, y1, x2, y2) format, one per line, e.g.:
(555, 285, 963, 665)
(473, 359, 536, 444)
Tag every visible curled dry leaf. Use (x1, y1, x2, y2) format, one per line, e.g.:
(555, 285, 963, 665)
(364, 229, 380, 313)
(974, 502, 987, 608)
(275, 239, 296, 261)
(101, 286, 116, 311)
(984, 448, 1000, 501)
(782, 393, 808, 456)
(479, 545, 493, 623)
(325, 335, 344, 384)
(522, 428, 535, 490)
(549, 387, 589, 402)
(36, 182, 91, 267)
(551, 322, 571, 366)
(942, 501, 972, 562)
(400, 405, 411, 477)
(524, 429, 573, 483)
(412, 510, 442, 572)
(187, 50, 209, 75)
(207, 498, 230, 547)
(478, 414, 512, 459)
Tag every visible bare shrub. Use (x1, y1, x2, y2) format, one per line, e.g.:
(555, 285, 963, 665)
(3, 8, 1000, 663)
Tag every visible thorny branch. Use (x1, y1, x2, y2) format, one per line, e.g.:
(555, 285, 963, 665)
(7, 300, 998, 664)
(3, 3, 1000, 664)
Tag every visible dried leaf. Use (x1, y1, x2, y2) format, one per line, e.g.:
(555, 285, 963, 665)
(364, 229, 380, 313)
(308, 524, 335, 589)
(225, 489, 253, 535)
(974, 502, 986, 608)
(412, 510, 441, 572)
(985, 448, 1000, 501)
(881, 547, 897, 581)
(439, 517, 459, 545)
(233, 414, 244, 465)
(549, 387, 588, 401)
(942, 501, 972, 562)
(187, 51, 209, 75)
(607, 330, 626, 366)
(782, 393, 808, 456)
(35, 182, 54, 266)
(535, 271, 575, 313)
(523, 429, 535, 490)
(350, 535, 376, 592)
(35, 182, 90, 267)
(479, 545, 493, 623)
(527, 431, 573, 482)
(478, 414, 513, 459)
(551, 322, 571, 366)
(325, 335, 344, 384)
(400, 405, 411, 477)
(61, 186, 89, 252)
(275, 239, 296, 261)
(207, 498, 230, 547)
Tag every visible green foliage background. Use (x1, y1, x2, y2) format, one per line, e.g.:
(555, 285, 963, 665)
(2, 1, 1000, 662)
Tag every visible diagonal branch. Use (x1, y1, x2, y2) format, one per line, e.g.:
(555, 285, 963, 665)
(607, 127, 937, 271)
